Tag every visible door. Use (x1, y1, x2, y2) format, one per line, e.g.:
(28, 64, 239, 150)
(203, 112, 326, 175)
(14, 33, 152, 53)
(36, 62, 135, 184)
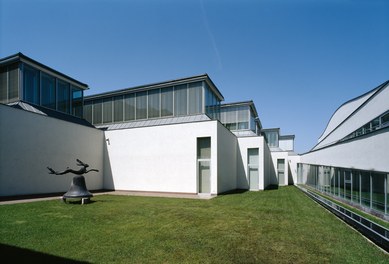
(248, 148, 259, 190)
(277, 159, 285, 185)
(198, 137, 211, 193)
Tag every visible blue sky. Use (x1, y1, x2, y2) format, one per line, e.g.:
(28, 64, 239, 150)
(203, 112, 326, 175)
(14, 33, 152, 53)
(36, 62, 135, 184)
(1, 0, 388, 153)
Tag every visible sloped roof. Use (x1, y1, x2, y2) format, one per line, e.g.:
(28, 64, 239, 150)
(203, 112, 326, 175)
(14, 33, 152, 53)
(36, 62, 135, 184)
(312, 80, 389, 151)
(95, 114, 211, 131)
(7, 101, 95, 128)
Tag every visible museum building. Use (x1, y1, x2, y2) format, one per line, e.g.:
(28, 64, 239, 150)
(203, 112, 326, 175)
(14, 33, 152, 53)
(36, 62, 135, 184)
(0, 53, 296, 198)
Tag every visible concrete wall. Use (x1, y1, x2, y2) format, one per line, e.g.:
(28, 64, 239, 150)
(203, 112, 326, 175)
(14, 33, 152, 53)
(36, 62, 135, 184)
(103, 120, 220, 194)
(217, 122, 237, 193)
(0, 104, 104, 197)
(301, 129, 389, 173)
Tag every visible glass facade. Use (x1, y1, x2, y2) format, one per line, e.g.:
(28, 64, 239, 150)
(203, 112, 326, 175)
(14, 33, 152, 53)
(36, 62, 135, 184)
(298, 163, 389, 216)
(342, 111, 389, 141)
(263, 130, 279, 147)
(0, 60, 85, 118)
(84, 81, 221, 125)
(220, 104, 258, 134)
(0, 63, 19, 104)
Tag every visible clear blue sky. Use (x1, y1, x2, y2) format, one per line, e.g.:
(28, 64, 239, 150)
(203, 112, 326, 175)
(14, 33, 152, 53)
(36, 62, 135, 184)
(1, 0, 388, 153)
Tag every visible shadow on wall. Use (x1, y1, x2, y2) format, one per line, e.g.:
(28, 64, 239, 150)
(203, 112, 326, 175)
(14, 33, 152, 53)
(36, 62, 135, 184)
(0, 243, 90, 264)
(288, 163, 294, 185)
(236, 146, 248, 189)
(103, 135, 114, 190)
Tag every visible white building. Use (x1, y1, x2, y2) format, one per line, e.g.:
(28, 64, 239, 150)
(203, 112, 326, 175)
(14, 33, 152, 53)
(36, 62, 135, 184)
(299, 80, 389, 217)
(1, 53, 294, 198)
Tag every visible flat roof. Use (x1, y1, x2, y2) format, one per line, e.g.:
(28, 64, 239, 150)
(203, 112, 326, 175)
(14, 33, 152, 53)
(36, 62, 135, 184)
(84, 74, 224, 101)
(0, 52, 88, 89)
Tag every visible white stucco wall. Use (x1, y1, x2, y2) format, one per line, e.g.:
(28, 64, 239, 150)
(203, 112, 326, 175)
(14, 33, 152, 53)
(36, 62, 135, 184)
(103, 120, 220, 194)
(0, 105, 104, 197)
(217, 122, 237, 193)
(301, 129, 389, 173)
(270, 151, 289, 186)
(237, 136, 270, 190)
(287, 154, 300, 184)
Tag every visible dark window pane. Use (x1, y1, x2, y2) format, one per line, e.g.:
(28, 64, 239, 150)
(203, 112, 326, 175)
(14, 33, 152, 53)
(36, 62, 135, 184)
(188, 81, 202, 114)
(136, 91, 147, 119)
(148, 89, 160, 118)
(57, 80, 70, 113)
(114, 96, 124, 122)
(72, 87, 83, 118)
(161, 87, 173, 117)
(174, 84, 187, 116)
(124, 93, 135, 121)
(93, 99, 102, 124)
(8, 63, 19, 102)
(41, 73, 56, 109)
(23, 65, 40, 104)
(103, 98, 113, 123)
(0, 66, 7, 103)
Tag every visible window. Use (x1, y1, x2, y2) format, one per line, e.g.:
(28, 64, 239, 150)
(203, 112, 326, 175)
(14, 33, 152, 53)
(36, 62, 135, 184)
(93, 99, 102, 124)
(174, 84, 187, 116)
(161, 87, 173, 117)
(103, 98, 113, 123)
(24, 65, 40, 105)
(8, 63, 19, 102)
(57, 80, 70, 113)
(148, 89, 160, 118)
(124, 93, 135, 121)
(381, 112, 389, 127)
(0, 66, 7, 103)
(265, 131, 279, 147)
(84, 101, 93, 123)
(188, 81, 202, 114)
(72, 87, 83, 118)
(136, 91, 147, 120)
(114, 96, 124, 122)
(41, 73, 56, 109)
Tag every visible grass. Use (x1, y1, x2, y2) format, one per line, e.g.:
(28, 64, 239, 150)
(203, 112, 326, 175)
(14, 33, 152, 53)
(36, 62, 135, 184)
(0, 186, 388, 263)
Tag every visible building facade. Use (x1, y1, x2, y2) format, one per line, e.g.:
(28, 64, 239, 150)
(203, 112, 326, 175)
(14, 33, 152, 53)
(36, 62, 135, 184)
(298, 80, 389, 218)
(0, 53, 287, 198)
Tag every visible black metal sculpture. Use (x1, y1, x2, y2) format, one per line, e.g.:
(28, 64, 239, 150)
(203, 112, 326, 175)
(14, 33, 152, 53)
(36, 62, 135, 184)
(47, 159, 99, 204)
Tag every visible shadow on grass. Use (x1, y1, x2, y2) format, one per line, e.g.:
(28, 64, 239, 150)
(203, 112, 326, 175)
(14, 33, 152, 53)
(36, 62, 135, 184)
(0, 243, 90, 263)
(218, 189, 248, 196)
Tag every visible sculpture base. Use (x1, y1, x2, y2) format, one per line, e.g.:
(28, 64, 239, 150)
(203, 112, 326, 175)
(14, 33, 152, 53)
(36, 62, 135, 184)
(61, 196, 90, 204)
(62, 175, 93, 204)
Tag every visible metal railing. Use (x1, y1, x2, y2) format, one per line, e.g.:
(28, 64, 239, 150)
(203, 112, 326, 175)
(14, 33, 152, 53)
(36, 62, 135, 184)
(297, 185, 389, 253)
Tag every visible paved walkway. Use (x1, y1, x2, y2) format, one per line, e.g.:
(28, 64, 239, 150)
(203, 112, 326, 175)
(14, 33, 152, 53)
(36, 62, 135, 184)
(0, 190, 214, 205)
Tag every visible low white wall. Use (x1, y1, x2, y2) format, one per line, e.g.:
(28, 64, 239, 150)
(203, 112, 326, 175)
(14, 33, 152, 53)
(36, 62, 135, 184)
(217, 122, 237, 193)
(301, 129, 389, 173)
(104, 120, 219, 194)
(0, 105, 104, 197)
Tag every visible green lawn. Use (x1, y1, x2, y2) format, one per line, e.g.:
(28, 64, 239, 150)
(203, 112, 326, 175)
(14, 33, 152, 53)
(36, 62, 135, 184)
(0, 186, 388, 263)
